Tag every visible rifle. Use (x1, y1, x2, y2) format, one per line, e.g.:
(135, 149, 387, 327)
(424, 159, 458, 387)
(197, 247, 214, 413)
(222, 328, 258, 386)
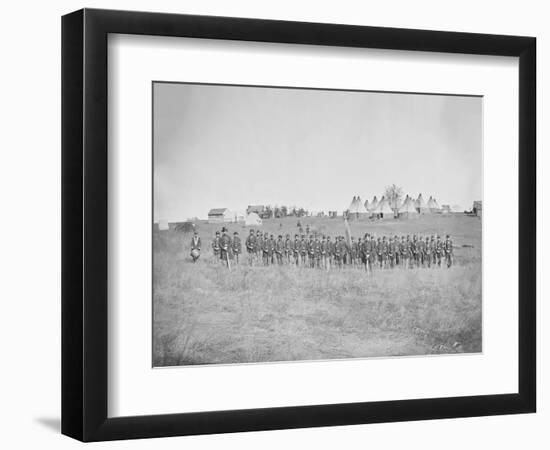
(225, 247, 231, 270)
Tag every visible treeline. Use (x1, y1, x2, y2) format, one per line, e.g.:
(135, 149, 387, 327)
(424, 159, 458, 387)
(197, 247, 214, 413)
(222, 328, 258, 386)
(262, 205, 310, 219)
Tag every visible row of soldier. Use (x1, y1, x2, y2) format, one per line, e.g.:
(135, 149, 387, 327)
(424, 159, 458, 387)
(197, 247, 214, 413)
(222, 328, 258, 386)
(196, 227, 454, 270)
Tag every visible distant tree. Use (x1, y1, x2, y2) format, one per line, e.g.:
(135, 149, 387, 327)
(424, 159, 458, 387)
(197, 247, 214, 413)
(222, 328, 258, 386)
(384, 184, 404, 210)
(281, 205, 288, 217)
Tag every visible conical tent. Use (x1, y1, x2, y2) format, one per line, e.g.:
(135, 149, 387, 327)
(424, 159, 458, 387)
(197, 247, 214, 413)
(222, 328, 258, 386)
(348, 195, 368, 218)
(427, 196, 441, 213)
(431, 197, 441, 212)
(415, 193, 431, 214)
(348, 196, 357, 211)
(369, 196, 379, 212)
(376, 196, 394, 218)
(399, 197, 419, 217)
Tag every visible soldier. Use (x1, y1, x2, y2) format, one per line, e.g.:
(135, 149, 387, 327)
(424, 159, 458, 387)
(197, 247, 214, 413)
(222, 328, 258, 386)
(335, 236, 346, 269)
(357, 237, 363, 269)
(306, 224, 310, 235)
(430, 234, 437, 267)
(219, 228, 232, 269)
(351, 237, 359, 268)
(435, 235, 443, 267)
(393, 235, 400, 266)
(399, 236, 407, 269)
(275, 235, 284, 265)
(326, 236, 334, 269)
(388, 237, 396, 268)
(284, 233, 293, 264)
(232, 231, 242, 264)
(262, 232, 270, 266)
(444, 234, 454, 268)
(411, 235, 419, 268)
(293, 234, 301, 266)
(417, 235, 426, 267)
(321, 236, 329, 270)
(245, 229, 256, 266)
(405, 235, 413, 269)
(190, 230, 201, 263)
(300, 235, 308, 267)
(307, 235, 316, 268)
(269, 234, 276, 265)
(424, 236, 433, 268)
(255, 230, 262, 263)
(369, 235, 377, 271)
(375, 237, 382, 268)
(311, 236, 320, 268)
(381, 236, 389, 269)
(211, 231, 221, 263)
(361, 236, 369, 272)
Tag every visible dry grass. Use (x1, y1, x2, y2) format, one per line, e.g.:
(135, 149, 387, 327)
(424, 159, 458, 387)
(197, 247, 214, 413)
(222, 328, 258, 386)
(153, 214, 482, 366)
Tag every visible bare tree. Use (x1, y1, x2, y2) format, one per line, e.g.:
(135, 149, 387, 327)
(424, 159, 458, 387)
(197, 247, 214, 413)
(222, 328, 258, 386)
(384, 184, 404, 210)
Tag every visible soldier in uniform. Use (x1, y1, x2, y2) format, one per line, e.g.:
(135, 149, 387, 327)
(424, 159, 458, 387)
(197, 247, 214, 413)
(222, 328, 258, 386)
(308, 235, 316, 268)
(417, 235, 426, 267)
(393, 234, 401, 267)
(326, 236, 334, 269)
(405, 235, 413, 269)
(382, 236, 390, 269)
(232, 231, 242, 264)
(321, 236, 329, 270)
(424, 236, 433, 268)
(375, 237, 382, 268)
(284, 233, 293, 265)
(444, 234, 453, 268)
(261, 232, 270, 266)
(435, 235, 443, 267)
(268, 234, 276, 265)
(368, 235, 376, 271)
(293, 234, 300, 266)
(245, 229, 256, 266)
(312, 236, 321, 268)
(411, 235, 418, 268)
(275, 235, 284, 265)
(190, 230, 201, 263)
(357, 237, 363, 269)
(388, 236, 396, 268)
(335, 236, 346, 269)
(219, 228, 232, 268)
(211, 231, 221, 263)
(360, 236, 369, 272)
(399, 236, 409, 269)
(351, 237, 359, 268)
(300, 235, 308, 267)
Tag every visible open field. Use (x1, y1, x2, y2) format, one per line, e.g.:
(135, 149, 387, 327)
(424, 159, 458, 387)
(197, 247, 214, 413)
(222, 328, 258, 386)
(153, 214, 482, 366)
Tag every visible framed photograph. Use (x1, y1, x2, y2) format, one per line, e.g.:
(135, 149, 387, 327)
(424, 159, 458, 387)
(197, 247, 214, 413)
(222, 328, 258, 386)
(62, 8, 536, 441)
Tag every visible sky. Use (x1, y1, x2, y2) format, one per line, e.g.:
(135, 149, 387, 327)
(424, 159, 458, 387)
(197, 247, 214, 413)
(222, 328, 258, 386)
(153, 82, 482, 221)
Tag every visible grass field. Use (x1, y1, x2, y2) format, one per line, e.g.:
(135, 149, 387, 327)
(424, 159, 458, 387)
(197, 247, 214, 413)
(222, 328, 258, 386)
(153, 214, 482, 366)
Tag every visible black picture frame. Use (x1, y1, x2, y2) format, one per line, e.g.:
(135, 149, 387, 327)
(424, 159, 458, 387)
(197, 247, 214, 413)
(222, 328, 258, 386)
(62, 8, 536, 442)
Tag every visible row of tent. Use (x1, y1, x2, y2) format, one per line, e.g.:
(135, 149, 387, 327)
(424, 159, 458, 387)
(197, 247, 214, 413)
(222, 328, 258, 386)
(347, 194, 461, 219)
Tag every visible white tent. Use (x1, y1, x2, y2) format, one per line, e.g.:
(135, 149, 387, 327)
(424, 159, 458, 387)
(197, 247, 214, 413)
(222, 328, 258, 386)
(368, 196, 379, 213)
(348, 196, 358, 211)
(398, 197, 419, 217)
(244, 212, 262, 226)
(415, 193, 431, 214)
(427, 196, 441, 213)
(375, 196, 394, 218)
(348, 195, 368, 218)
(158, 219, 169, 231)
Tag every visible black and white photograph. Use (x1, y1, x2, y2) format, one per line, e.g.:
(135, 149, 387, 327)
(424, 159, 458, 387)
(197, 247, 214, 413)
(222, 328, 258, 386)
(152, 82, 483, 367)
